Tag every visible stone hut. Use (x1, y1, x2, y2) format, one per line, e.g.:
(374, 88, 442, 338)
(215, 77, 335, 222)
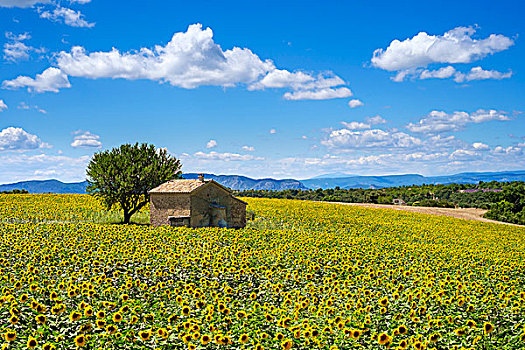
(149, 175, 247, 228)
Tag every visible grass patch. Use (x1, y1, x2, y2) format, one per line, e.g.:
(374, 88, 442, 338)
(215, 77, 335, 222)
(88, 211, 150, 225)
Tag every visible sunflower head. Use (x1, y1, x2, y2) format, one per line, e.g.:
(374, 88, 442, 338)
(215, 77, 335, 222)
(75, 335, 86, 347)
(4, 330, 16, 342)
(483, 322, 495, 334)
(27, 336, 38, 349)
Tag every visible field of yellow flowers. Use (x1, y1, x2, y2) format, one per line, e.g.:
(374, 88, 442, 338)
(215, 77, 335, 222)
(0, 194, 524, 350)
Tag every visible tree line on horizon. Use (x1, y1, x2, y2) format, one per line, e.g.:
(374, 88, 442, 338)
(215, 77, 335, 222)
(237, 181, 525, 225)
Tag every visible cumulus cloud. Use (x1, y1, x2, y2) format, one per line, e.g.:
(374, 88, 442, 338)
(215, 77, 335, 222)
(0, 99, 7, 111)
(372, 27, 514, 83)
(493, 146, 522, 155)
(341, 121, 370, 130)
(249, 69, 344, 90)
(3, 24, 353, 99)
(194, 151, 263, 161)
(0, 0, 50, 7)
(38, 6, 94, 28)
(241, 145, 254, 151)
(372, 26, 514, 72)
(393, 65, 512, 83)
(206, 139, 217, 149)
(70, 131, 101, 148)
(348, 99, 364, 108)
(3, 32, 44, 62)
(472, 142, 489, 150)
(322, 128, 421, 149)
(55, 24, 272, 87)
(283, 87, 352, 100)
(419, 66, 457, 80)
(0, 127, 50, 151)
(2, 67, 71, 93)
(406, 109, 510, 133)
(449, 149, 480, 160)
(366, 115, 387, 125)
(454, 66, 512, 82)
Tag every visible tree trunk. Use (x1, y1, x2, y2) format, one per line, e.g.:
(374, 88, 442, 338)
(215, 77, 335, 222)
(123, 210, 132, 224)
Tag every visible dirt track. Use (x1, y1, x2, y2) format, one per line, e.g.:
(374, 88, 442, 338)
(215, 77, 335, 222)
(325, 202, 523, 227)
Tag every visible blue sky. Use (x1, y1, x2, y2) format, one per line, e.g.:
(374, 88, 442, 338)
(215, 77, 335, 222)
(0, 0, 524, 182)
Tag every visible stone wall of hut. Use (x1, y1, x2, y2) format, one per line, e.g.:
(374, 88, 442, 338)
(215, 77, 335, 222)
(150, 193, 190, 227)
(190, 184, 232, 227)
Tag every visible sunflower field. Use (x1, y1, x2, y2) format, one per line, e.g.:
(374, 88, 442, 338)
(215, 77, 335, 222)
(0, 194, 524, 350)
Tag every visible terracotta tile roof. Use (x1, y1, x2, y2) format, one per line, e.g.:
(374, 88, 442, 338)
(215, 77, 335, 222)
(149, 179, 209, 193)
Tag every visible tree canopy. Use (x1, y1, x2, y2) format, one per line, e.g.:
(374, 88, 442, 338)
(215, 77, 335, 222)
(86, 143, 182, 224)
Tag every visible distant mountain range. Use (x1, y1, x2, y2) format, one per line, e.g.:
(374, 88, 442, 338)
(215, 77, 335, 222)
(182, 173, 308, 191)
(301, 170, 525, 189)
(0, 173, 308, 194)
(0, 179, 89, 194)
(1, 170, 524, 193)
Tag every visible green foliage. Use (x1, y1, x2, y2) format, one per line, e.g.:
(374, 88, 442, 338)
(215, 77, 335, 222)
(0, 189, 28, 194)
(86, 143, 182, 224)
(238, 181, 525, 224)
(484, 182, 525, 225)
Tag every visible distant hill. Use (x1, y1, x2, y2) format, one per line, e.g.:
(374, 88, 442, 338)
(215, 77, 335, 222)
(0, 180, 89, 194)
(2, 170, 524, 193)
(302, 170, 525, 189)
(182, 173, 308, 191)
(302, 174, 426, 189)
(0, 174, 308, 193)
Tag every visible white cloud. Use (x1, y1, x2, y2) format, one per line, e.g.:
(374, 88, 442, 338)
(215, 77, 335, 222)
(16, 102, 46, 113)
(366, 115, 387, 125)
(269, 129, 276, 134)
(472, 142, 489, 150)
(372, 26, 514, 72)
(341, 121, 371, 130)
(4, 24, 353, 101)
(322, 128, 421, 149)
(0, 153, 90, 183)
(454, 66, 512, 82)
(419, 66, 457, 80)
(283, 87, 352, 100)
(406, 109, 510, 133)
(3, 32, 37, 62)
(449, 149, 480, 160)
(248, 69, 347, 96)
(493, 146, 522, 155)
(3, 32, 45, 62)
(0, 127, 49, 151)
(55, 24, 273, 88)
(70, 131, 101, 148)
(241, 145, 254, 151)
(194, 151, 263, 161)
(0, 99, 7, 111)
(2, 67, 71, 93)
(394, 65, 512, 83)
(403, 152, 449, 161)
(4, 41, 32, 61)
(39, 6, 94, 28)
(69, 0, 91, 3)
(348, 99, 364, 108)
(0, 0, 50, 7)
(34, 169, 57, 176)
(206, 139, 217, 148)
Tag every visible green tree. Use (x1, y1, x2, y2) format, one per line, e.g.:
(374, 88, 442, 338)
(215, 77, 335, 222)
(86, 143, 182, 224)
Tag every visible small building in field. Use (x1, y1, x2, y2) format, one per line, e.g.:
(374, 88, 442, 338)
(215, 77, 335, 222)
(393, 198, 406, 206)
(149, 175, 247, 228)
